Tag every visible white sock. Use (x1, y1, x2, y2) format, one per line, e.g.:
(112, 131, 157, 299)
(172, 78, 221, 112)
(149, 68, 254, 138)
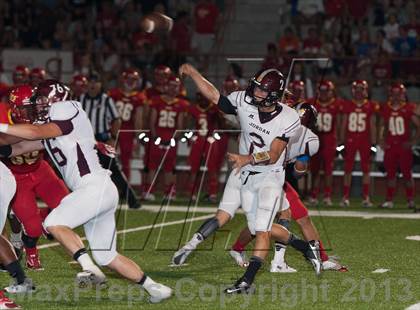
(10, 232, 22, 248)
(10, 232, 22, 242)
(77, 253, 96, 271)
(273, 243, 287, 265)
(185, 233, 203, 250)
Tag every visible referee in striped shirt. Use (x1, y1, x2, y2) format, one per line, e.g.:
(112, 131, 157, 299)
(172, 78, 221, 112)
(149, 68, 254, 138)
(80, 72, 140, 209)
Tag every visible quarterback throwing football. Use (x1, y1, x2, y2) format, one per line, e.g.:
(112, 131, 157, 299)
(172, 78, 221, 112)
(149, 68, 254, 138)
(177, 64, 321, 293)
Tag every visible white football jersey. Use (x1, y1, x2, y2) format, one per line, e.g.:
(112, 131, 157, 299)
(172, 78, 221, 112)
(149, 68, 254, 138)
(285, 126, 319, 164)
(226, 91, 301, 173)
(42, 100, 106, 191)
(0, 161, 16, 231)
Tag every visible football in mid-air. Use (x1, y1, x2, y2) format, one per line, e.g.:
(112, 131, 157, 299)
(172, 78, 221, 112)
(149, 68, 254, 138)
(140, 12, 173, 33)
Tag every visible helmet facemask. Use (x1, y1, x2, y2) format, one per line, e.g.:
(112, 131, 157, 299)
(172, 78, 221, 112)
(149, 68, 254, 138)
(11, 103, 38, 124)
(34, 96, 51, 123)
(245, 82, 279, 108)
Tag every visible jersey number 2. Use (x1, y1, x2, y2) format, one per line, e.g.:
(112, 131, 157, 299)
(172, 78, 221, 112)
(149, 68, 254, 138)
(249, 132, 265, 154)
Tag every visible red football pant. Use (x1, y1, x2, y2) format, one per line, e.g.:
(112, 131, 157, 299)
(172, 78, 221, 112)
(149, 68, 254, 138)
(384, 145, 413, 180)
(118, 133, 135, 179)
(189, 135, 228, 173)
(285, 182, 309, 221)
(344, 139, 371, 174)
(148, 143, 177, 173)
(11, 160, 69, 239)
(188, 135, 228, 196)
(310, 140, 336, 176)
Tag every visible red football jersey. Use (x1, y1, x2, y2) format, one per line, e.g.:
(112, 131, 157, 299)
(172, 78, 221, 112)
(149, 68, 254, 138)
(0, 102, 10, 123)
(380, 102, 416, 145)
(108, 88, 146, 130)
(309, 98, 342, 137)
(0, 102, 43, 173)
(150, 96, 189, 141)
(342, 100, 379, 139)
(144, 87, 162, 101)
(189, 103, 219, 137)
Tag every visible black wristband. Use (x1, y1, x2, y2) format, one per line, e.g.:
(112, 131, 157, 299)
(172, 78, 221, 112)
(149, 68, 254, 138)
(0, 145, 12, 158)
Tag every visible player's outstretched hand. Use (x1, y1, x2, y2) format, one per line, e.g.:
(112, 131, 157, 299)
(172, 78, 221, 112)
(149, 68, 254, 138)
(227, 152, 252, 174)
(179, 63, 197, 78)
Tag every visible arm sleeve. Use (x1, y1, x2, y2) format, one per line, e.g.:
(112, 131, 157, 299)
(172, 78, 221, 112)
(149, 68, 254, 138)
(306, 137, 320, 156)
(49, 102, 79, 135)
(217, 95, 237, 115)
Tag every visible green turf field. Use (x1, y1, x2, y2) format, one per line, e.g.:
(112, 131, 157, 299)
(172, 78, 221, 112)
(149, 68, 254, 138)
(3, 198, 420, 309)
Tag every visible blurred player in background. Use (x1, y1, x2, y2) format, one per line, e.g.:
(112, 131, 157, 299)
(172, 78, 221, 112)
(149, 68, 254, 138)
(70, 74, 88, 100)
(287, 80, 306, 105)
(145, 65, 172, 99)
(143, 65, 172, 188)
(109, 69, 146, 179)
(145, 75, 188, 200)
(29, 68, 46, 87)
(379, 83, 420, 209)
(187, 92, 220, 201)
(5, 85, 69, 270)
(308, 81, 341, 206)
(340, 80, 379, 208)
(12, 66, 30, 87)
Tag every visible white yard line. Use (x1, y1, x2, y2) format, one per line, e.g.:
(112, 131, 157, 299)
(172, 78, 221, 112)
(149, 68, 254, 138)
(372, 269, 390, 273)
(37, 205, 419, 250)
(406, 236, 420, 241)
(38, 214, 213, 250)
(140, 205, 420, 220)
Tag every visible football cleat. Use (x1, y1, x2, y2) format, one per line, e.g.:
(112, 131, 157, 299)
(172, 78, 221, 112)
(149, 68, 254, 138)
(362, 198, 373, 208)
(322, 259, 348, 272)
(4, 278, 35, 294)
(270, 261, 297, 273)
(407, 200, 416, 210)
(340, 199, 350, 208)
(147, 283, 173, 303)
(379, 201, 394, 209)
(224, 278, 255, 295)
(128, 194, 141, 209)
(305, 241, 322, 276)
(143, 193, 156, 202)
(25, 253, 44, 271)
(0, 265, 7, 273)
(229, 250, 249, 267)
(307, 197, 319, 207)
(206, 194, 218, 204)
(165, 185, 177, 199)
(323, 197, 333, 207)
(76, 267, 106, 288)
(171, 247, 193, 266)
(0, 290, 21, 309)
